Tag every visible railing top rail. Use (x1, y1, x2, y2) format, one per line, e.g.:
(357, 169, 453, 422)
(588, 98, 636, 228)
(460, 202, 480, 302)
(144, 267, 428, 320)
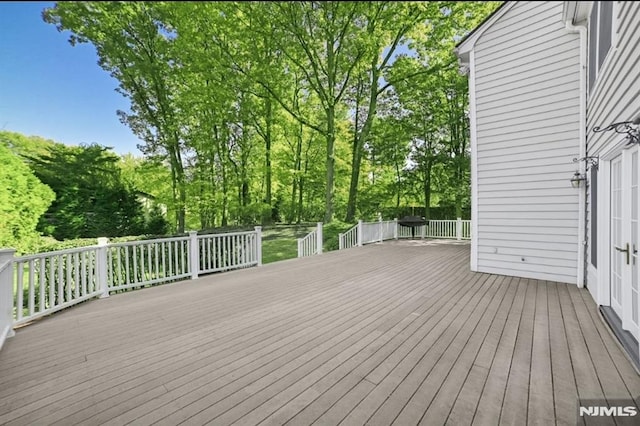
(197, 229, 257, 239)
(299, 229, 317, 242)
(344, 224, 358, 234)
(15, 244, 100, 262)
(108, 236, 190, 248)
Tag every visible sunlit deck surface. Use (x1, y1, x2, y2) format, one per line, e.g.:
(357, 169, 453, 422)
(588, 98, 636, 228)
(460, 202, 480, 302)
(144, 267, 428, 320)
(1, 240, 639, 425)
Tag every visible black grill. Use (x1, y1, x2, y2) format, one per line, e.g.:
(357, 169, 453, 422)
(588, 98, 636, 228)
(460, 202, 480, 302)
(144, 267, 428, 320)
(397, 216, 428, 238)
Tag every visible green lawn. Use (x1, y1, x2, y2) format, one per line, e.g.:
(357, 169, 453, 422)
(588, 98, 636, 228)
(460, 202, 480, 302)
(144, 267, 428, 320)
(260, 222, 356, 264)
(261, 224, 316, 264)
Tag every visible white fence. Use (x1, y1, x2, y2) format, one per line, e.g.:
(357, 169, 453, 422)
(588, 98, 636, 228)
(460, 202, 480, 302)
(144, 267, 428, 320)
(297, 222, 323, 258)
(339, 224, 358, 250)
(106, 236, 192, 293)
(198, 230, 260, 274)
(13, 245, 104, 326)
(0, 250, 15, 350)
(0, 227, 262, 344)
(340, 218, 471, 250)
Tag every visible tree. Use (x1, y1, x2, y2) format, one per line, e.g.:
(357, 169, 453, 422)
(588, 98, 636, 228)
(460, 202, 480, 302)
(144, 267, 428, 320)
(344, 2, 442, 222)
(224, 2, 367, 223)
(30, 143, 147, 239)
(44, 2, 188, 232)
(0, 143, 54, 252)
(40, 1, 500, 230)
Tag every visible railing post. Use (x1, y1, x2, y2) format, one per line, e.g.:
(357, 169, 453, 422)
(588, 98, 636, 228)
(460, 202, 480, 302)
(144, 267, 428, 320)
(393, 218, 398, 240)
(339, 233, 344, 250)
(189, 231, 199, 279)
(379, 217, 383, 243)
(97, 237, 109, 298)
(297, 238, 302, 258)
(0, 249, 16, 344)
(357, 220, 363, 247)
(254, 226, 262, 266)
(316, 222, 323, 254)
(456, 218, 462, 241)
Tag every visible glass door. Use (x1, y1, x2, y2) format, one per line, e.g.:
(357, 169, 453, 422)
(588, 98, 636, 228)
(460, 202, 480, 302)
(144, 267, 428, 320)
(628, 149, 638, 338)
(611, 155, 623, 318)
(612, 147, 640, 340)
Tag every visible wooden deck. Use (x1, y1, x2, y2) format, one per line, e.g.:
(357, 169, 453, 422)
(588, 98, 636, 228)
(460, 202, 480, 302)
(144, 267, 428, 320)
(0, 241, 638, 425)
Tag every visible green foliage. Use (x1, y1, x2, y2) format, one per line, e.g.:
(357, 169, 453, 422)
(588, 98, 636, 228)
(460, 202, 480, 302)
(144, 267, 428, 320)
(255, 224, 316, 264)
(0, 130, 55, 159)
(0, 143, 55, 253)
(27, 234, 165, 255)
(144, 204, 169, 235)
(38, 1, 501, 235)
(322, 221, 356, 252)
(27, 143, 148, 239)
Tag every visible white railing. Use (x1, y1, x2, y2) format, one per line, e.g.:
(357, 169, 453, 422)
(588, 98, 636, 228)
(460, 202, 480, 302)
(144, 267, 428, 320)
(339, 218, 471, 250)
(3, 227, 263, 333)
(462, 219, 471, 239)
(107, 236, 191, 292)
(397, 224, 425, 239)
(339, 224, 359, 250)
(361, 220, 397, 245)
(428, 220, 457, 239)
(199, 230, 260, 273)
(0, 249, 15, 350)
(13, 245, 103, 326)
(297, 222, 323, 258)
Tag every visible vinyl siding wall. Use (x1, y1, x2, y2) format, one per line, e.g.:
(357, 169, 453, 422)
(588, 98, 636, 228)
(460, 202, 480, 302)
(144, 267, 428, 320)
(473, 1, 582, 284)
(586, 2, 640, 291)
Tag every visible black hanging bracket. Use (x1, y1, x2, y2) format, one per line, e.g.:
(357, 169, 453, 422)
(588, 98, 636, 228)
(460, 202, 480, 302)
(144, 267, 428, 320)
(593, 116, 640, 146)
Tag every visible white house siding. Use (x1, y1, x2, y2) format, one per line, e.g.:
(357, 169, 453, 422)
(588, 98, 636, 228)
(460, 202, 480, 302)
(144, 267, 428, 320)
(473, 1, 582, 284)
(585, 2, 640, 292)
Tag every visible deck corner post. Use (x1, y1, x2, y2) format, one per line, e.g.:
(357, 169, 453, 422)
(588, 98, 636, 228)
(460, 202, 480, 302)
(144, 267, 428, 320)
(357, 220, 363, 247)
(97, 237, 109, 299)
(0, 248, 16, 342)
(254, 226, 262, 266)
(379, 217, 383, 243)
(339, 233, 344, 250)
(456, 218, 462, 241)
(188, 231, 199, 280)
(317, 222, 323, 254)
(393, 218, 398, 240)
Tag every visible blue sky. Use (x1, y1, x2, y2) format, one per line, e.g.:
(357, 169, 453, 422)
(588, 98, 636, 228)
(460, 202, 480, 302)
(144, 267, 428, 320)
(0, 2, 142, 155)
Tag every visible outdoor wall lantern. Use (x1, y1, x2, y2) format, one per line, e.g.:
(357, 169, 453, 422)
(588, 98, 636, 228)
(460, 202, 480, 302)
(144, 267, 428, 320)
(570, 170, 586, 188)
(570, 156, 598, 188)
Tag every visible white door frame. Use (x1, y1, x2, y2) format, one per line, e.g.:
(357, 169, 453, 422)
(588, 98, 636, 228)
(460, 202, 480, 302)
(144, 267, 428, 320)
(597, 139, 640, 342)
(620, 147, 639, 338)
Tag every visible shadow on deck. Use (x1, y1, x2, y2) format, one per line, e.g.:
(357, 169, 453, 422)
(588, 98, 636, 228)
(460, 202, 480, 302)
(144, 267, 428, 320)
(0, 241, 638, 425)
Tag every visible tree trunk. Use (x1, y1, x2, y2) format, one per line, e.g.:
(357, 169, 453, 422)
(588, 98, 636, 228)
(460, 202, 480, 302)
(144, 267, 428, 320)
(395, 158, 401, 214)
(324, 105, 336, 223)
(168, 141, 186, 233)
(265, 97, 273, 207)
(290, 124, 303, 224)
(221, 161, 228, 227)
(346, 66, 380, 223)
(214, 127, 228, 227)
(423, 162, 432, 221)
(299, 154, 308, 224)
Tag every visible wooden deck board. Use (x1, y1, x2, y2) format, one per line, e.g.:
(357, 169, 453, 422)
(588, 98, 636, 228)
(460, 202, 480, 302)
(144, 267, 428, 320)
(527, 280, 555, 426)
(499, 279, 536, 425)
(0, 241, 638, 426)
(445, 276, 519, 426)
(472, 278, 527, 426)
